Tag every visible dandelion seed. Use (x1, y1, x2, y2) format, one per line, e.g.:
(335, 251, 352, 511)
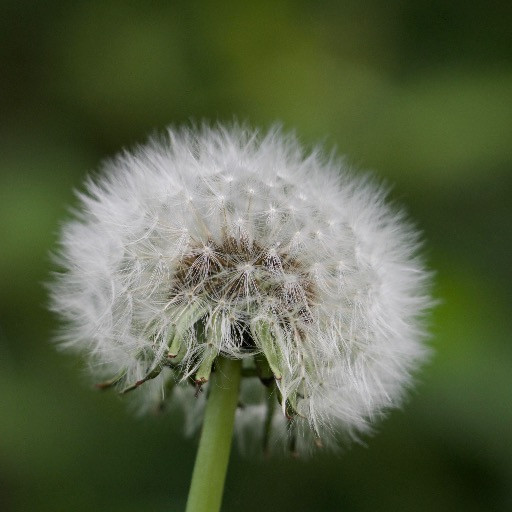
(50, 123, 432, 454)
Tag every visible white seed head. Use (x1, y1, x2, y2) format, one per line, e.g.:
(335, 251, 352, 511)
(50, 123, 432, 453)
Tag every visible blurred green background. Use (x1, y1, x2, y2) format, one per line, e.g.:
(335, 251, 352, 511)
(1, 1, 511, 511)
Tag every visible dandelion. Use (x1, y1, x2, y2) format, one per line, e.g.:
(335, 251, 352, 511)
(50, 123, 432, 512)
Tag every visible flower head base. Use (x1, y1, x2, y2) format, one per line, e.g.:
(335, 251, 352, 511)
(51, 124, 431, 453)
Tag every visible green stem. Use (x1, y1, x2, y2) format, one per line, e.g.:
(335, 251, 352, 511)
(185, 356, 242, 512)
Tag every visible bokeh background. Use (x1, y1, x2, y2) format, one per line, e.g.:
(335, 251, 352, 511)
(1, 1, 511, 511)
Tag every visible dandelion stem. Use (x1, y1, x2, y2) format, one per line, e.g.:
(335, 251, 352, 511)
(185, 356, 242, 512)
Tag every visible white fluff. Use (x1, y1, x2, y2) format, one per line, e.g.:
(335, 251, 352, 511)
(50, 123, 432, 452)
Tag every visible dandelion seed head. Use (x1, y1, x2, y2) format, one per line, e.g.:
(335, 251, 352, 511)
(50, 123, 432, 453)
